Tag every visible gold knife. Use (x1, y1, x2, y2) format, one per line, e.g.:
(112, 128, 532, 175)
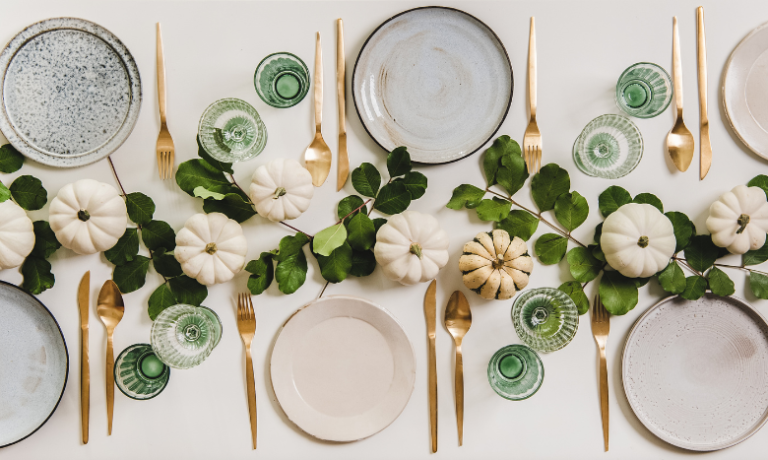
(697, 6, 711, 180)
(336, 18, 349, 191)
(78, 272, 90, 444)
(424, 280, 438, 453)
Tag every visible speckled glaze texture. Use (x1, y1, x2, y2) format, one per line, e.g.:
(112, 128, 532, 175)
(0, 18, 142, 167)
(622, 293, 768, 451)
(352, 7, 512, 164)
(0, 281, 68, 448)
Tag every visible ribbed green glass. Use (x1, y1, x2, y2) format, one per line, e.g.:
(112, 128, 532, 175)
(512, 287, 579, 353)
(115, 344, 170, 400)
(198, 98, 267, 163)
(254, 52, 310, 108)
(151, 304, 221, 370)
(616, 62, 672, 118)
(487, 344, 544, 400)
(573, 114, 643, 179)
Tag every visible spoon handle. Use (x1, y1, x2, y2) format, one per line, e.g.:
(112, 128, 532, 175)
(672, 17, 683, 115)
(106, 333, 114, 435)
(314, 32, 322, 132)
(455, 342, 464, 446)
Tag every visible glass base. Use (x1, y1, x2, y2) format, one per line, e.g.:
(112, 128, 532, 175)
(115, 344, 171, 400)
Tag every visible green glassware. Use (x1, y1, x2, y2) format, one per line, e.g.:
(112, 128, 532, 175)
(512, 287, 579, 353)
(487, 344, 544, 400)
(150, 304, 221, 369)
(198, 305, 222, 348)
(616, 62, 673, 118)
(198, 98, 267, 163)
(573, 114, 643, 179)
(254, 52, 310, 108)
(115, 344, 170, 400)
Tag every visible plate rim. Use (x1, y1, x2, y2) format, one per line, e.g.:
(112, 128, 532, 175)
(621, 292, 768, 451)
(0, 280, 69, 448)
(351, 5, 513, 165)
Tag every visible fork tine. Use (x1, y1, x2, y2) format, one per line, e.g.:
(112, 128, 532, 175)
(247, 295, 255, 321)
(537, 145, 542, 174)
(237, 293, 242, 320)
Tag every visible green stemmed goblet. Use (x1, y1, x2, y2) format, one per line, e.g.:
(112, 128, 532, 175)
(512, 287, 579, 353)
(198, 98, 267, 163)
(573, 114, 643, 179)
(151, 304, 222, 370)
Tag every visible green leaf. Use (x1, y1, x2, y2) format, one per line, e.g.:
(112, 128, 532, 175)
(313, 224, 348, 256)
(680, 276, 707, 300)
(665, 211, 694, 253)
(275, 233, 309, 262)
(566, 247, 602, 283)
(141, 220, 176, 252)
(10, 175, 47, 211)
(104, 228, 139, 265)
(708, 267, 735, 296)
(633, 193, 664, 213)
(373, 218, 387, 235)
(535, 233, 568, 265)
(743, 240, 768, 266)
(685, 234, 719, 272)
(483, 135, 523, 190)
(599, 271, 639, 315)
(176, 159, 232, 196)
(0, 181, 10, 203)
(598, 186, 632, 218)
(554, 191, 589, 231)
(168, 275, 208, 306)
(153, 252, 183, 278)
(347, 213, 376, 250)
(594, 223, 603, 243)
(475, 197, 512, 222)
(202, 192, 257, 223)
(112, 255, 151, 293)
(194, 186, 226, 200)
(657, 262, 686, 294)
(496, 210, 539, 241)
(0, 144, 24, 173)
(446, 184, 485, 210)
(20, 257, 54, 294)
(590, 243, 606, 262)
(398, 171, 427, 200)
(275, 250, 307, 294)
(349, 249, 376, 277)
(748, 174, 768, 199)
(750, 272, 768, 299)
(558, 281, 590, 315)
(30, 221, 61, 259)
(497, 153, 528, 198)
(387, 147, 412, 177)
(338, 195, 366, 222)
(245, 252, 275, 295)
(531, 164, 570, 212)
(315, 242, 353, 283)
(148, 283, 177, 320)
(634, 277, 651, 288)
(351, 163, 381, 197)
(374, 181, 411, 215)
(124, 192, 155, 226)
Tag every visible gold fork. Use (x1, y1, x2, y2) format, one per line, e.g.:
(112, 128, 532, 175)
(523, 17, 542, 174)
(237, 293, 257, 449)
(155, 23, 175, 179)
(592, 294, 610, 452)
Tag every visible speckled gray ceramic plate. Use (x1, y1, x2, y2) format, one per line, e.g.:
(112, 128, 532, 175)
(0, 18, 142, 167)
(352, 7, 512, 164)
(0, 281, 68, 448)
(622, 293, 768, 451)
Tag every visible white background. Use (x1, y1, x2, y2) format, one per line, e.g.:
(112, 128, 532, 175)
(3, 0, 768, 458)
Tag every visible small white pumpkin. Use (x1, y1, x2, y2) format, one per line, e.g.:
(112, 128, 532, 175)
(373, 211, 449, 285)
(601, 203, 676, 278)
(49, 179, 127, 255)
(0, 200, 35, 269)
(175, 212, 248, 285)
(459, 229, 533, 300)
(249, 158, 314, 222)
(706, 185, 768, 255)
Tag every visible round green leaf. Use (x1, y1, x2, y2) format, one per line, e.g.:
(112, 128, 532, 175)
(387, 147, 412, 177)
(0, 144, 24, 173)
(598, 186, 632, 218)
(313, 224, 348, 256)
(125, 192, 155, 225)
(749, 272, 768, 299)
(680, 275, 707, 300)
(566, 247, 602, 283)
(275, 250, 307, 294)
(141, 220, 176, 252)
(104, 228, 139, 266)
(708, 267, 735, 296)
(531, 164, 570, 212)
(558, 281, 590, 315)
(534, 233, 568, 265)
(338, 195, 366, 222)
(399, 171, 428, 200)
(373, 218, 387, 235)
(657, 261, 686, 294)
(495, 210, 539, 241)
(349, 249, 376, 277)
(153, 252, 183, 278)
(245, 252, 275, 295)
(554, 191, 589, 231)
(374, 181, 411, 215)
(193, 186, 226, 200)
(112, 255, 151, 293)
(633, 193, 663, 213)
(351, 163, 381, 198)
(315, 242, 353, 283)
(446, 184, 485, 210)
(275, 233, 309, 261)
(483, 135, 523, 191)
(30, 220, 61, 259)
(176, 159, 232, 196)
(598, 271, 638, 315)
(496, 146, 528, 197)
(665, 211, 694, 253)
(202, 191, 256, 223)
(148, 283, 177, 320)
(748, 174, 768, 199)
(684, 234, 719, 273)
(0, 182, 10, 203)
(743, 240, 768, 266)
(21, 256, 55, 294)
(168, 275, 208, 306)
(347, 213, 376, 251)
(475, 197, 512, 222)
(10, 175, 47, 211)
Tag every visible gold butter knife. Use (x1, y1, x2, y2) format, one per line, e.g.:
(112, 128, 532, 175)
(424, 280, 438, 453)
(78, 272, 90, 444)
(336, 18, 349, 191)
(697, 6, 711, 179)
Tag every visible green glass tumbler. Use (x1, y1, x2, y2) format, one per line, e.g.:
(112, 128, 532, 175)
(198, 98, 268, 163)
(615, 62, 673, 118)
(487, 344, 544, 400)
(115, 344, 170, 400)
(151, 304, 221, 370)
(254, 52, 310, 108)
(512, 287, 579, 353)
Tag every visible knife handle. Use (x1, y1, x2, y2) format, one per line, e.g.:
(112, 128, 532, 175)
(81, 326, 89, 444)
(427, 336, 437, 452)
(337, 19, 345, 133)
(696, 7, 707, 124)
(106, 333, 114, 435)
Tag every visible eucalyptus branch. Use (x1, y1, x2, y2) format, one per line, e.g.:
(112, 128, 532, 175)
(672, 257, 705, 277)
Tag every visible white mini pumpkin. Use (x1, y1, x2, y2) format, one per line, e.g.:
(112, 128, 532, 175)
(0, 200, 35, 269)
(249, 158, 314, 222)
(459, 229, 533, 300)
(49, 179, 127, 255)
(706, 185, 768, 255)
(373, 211, 449, 285)
(601, 203, 676, 278)
(175, 212, 248, 285)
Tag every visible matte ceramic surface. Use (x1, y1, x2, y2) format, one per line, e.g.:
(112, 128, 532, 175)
(352, 7, 512, 164)
(254, 52, 310, 108)
(723, 21, 768, 159)
(615, 62, 672, 118)
(115, 344, 170, 400)
(198, 98, 267, 163)
(622, 293, 768, 451)
(0, 18, 141, 167)
(150, 304, 220, 370)
(0, 281, 68, 447)
(270, 295, 416, 442)
(512, 287, 579, 353)
(487, 344, 544, 400)
(573, 114, 643, 179)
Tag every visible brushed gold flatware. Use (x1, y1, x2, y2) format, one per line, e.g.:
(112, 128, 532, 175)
(156, 23, 175, 179)
(237, 293, 257, 449)
(424, 280, 438, 453)
(78, 271, 90, 444)
(445, 290, 471, 446)
(666, 17, 695, 172)
(336, 19, 349, 191)
(592, 295, 611, 452)
(305, 32, 332, 187)
(97, 280, 124, 435)
(697, 7, 711, 180)
(523, 17, 542, 174)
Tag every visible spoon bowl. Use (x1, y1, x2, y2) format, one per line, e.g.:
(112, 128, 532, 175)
(666, 117, 694, 172)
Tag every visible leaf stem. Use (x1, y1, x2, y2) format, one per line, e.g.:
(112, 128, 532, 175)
(672, 257, 705, 277)
(318, 280, 330, 298)
(337, 199, 372, 224)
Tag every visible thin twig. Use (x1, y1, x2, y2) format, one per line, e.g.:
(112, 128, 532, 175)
(318, 281, 330, 298)
(337, 199, 372, 224)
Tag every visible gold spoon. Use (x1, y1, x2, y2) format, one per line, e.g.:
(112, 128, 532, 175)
(666, 16, 694, 172)
(305, 32, 332, 186)
(97, 280, 124, 435)
(444, 290, 471, 446)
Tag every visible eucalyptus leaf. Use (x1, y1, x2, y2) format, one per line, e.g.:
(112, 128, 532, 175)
(10, 175, 47, 211)
(373, 218, 387, 235)
(313, 224, 348, 256)
(245, 252, 275, 295)
(534, 233, 568, 265)
(566, 247, 602, 283)
(634, 277, 651, 288)
(349, 249, 376, 277)
(141, 220, 176, 252)
(168, 275, 208, 305)
(374, 181, 411, 215)
(594, 223, 603, 243)
(590, 243, 606, 262)
(30, 220, 61, 259)
(351, 163, 381, 197)
(125, 192, 155, 225)
(0, 182, 10, 203)
(104, 228, 139, 266)
(496, 210, 539, 241)
(633, 193, 664, 213)
(665, 211, 694, 253)
(387, 147, 412, 177)
(315, 242, 353, 283)
(554, 191, 589, 231)
(0, 144, 24, 173)
(194, 186, 226, 200)
(531, 164, 570, 212)
(680, 275, 707, 300)
(112, 255, 151, 293)
(708, 267, 735, 296)
(338, 195, 366, 222)
(598, 186, 632, 218)
(20, 256, 55, 294)
(495, 139, 527, 196)
(475, 197, 512, 222)
(398, 171, 428, 200)
(347, 213, 376, 250)
(197, 135, 234, 173)
(743, 240, 768, 266)
(748, 174, 768, 199)
(176, 159, 233, 196)
(599, 271, 638, 315)
(275, 233, 309, 261)
(202, 191, 256, 223)
(446, 184, 485, 210)
(657, 261, 686, 294)
(148, 283, 177, 320)
(750, 272, 768, 299)
(558, 281, 590, 315)
(153, 252, 183, 278)
(275, 250, 307, 294)
(685, 234, 719, 273)
(483, 135, 523, 191)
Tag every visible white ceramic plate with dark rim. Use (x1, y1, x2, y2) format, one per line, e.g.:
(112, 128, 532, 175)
(622, 293, 768, 451)
(270, 296, 415, 442)
(0, 281, 68, 448)
(352, 6, 512, 164)
(0, 17, 142, 167)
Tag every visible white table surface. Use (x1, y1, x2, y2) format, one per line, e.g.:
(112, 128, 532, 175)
(3, 0, 768, 458)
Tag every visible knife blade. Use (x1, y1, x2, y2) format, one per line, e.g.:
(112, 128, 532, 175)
(697, 6, 711, 180)
(336, 18, 349, 191)
(77, 271, 90, 444)
(424, 280, 438, 452)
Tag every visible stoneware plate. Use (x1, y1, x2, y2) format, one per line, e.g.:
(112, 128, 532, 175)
(0, 18, 142, 167)
(723, 20, 768, 159)
(271, 296, 416, 442)
(0, 281, 68, 447)
(622, 293, 768, 451)
(352, 7, 512, 164)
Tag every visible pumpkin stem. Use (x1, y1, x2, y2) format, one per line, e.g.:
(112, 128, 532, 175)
(492, 254, 504, 269)
(409, 243, 423, 259)
(637, 236, 649, 248)
(77, 210, 90, 222)
(205, 243, 217, 255)
(737, 214, 750, 234)
(273, 187, 287, 199)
